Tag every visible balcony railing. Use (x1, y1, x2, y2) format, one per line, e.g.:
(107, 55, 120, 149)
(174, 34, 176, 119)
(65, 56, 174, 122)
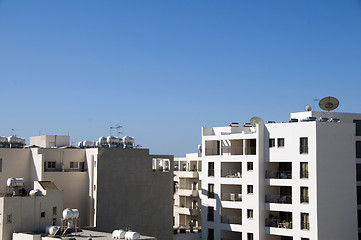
(208, 169, 215, 177)
(265, 170, 292, 179)
(300, 196, 309, 203)
(301, 222, 310, 230)
(265, 195, 292, 204)
(300, 146, 308, 154)
(221, 215, 242, 225)
(266, 218, 292, 229)
(221, 171, 242, 178)
(222, 193, 242, 202)
(300, 170, 309, 179)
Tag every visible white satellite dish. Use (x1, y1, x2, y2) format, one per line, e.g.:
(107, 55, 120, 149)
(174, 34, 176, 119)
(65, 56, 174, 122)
(319, 96, 339, 112)
(250, 117, 264, 127)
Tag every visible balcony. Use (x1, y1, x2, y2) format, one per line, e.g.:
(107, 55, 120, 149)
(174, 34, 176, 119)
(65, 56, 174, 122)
(265, 195, 292, 204)
(221, 215, 242, 225)
(175, 171, 199, 178)
(265, 170, 291, 179)
(174, 205, 199, 216)
(177, 189, 198, 197)
(221, 162, 242, 178)
(266, 218, 292, 229)
(222, 193, 242, 202)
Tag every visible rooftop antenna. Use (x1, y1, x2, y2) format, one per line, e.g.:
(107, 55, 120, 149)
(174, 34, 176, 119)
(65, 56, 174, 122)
(110, 124, 123, 136)
(10, 128, 19, 135)
(313, 99, 320, 111)
(250, 117, 264, 127)
(319, 96, 339, 112)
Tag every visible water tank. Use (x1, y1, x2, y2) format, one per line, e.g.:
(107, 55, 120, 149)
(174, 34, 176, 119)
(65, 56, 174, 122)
(112, 229, 126, 239)
(78, 141, 84, 148)
(29, 189, 42, 196)
(62, 208, 79, 219)
(83, 140, 95, 148)
(7, 178, 25, 187)
(0, 136, 7, 144)
(122, 136, 134, 148)
(98, 136, 107, 146)
(49, 226, 60, 235)
(125, 232, 140, 240)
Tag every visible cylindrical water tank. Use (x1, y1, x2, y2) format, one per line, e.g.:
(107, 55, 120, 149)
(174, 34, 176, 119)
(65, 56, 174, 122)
(7, 178, 24, 187)
(112, 230, 126, 239)
(49, 226, 60, 235)
(29, 189, 42, 196)
(0, 136, 7, 143)
(83, 140, 95, 148)
(125, 232, 140, 240)
(78, 141, 84, 148)
(62, 208, 79, 219)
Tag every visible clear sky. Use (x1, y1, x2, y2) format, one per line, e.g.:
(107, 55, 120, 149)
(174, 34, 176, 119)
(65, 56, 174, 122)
(0, 0, 361, 157)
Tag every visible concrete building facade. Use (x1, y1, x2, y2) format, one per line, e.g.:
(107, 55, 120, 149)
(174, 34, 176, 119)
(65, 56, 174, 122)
(0, 136, 174, 240)
(200, 111, 358, 240)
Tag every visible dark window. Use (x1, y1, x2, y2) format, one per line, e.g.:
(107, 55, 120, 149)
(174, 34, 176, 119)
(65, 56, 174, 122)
(247, 233, 254, 240)
(300, 137, 308, 154)
(53, 207, 57, 216)
(247, 185, 253, 194)
(208, 162, 214, 177)
(278, 138, 285, 147)
(52, 218, 56, 226)
(41, 212, 45, 218)
(358, 186, 361, 204)
(6, 214, 12, 224)
(300, 187, 309, 203)
(301, 238, 310, 240)
(247, 162, 253, 171)
(208, 184, 214, 198)
(300, 162, 309, 179)
(358, 210, 361, 228)
(207, 207, 214, 222)
(358, 233, 361, 240)
(354, 120, 361, 136)
(0, 158, 2, 172)
(247, 209, 253, 219)
(208, 228, 214, 240)
(357, 141, 361, 158)
(357, 164, 361, 181)
(269, 139, 275, 147)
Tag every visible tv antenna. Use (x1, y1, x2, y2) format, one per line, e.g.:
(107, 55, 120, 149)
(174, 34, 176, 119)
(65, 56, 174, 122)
(110, 124, 123, 136)
(250, 117, 264, 127)
(10, 128, 19, 135)
(319, 96, 339, 112)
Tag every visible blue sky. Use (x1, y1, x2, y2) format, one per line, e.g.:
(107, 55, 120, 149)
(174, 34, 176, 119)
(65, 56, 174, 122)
(0, 0, 361, 156)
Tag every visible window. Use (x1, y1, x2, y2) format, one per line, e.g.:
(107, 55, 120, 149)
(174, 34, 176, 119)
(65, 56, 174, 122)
(357, 141, 361, 158)
(208, 184, 214, 198)
(358, 186, 361, 204)
(301, 238, 310, 240)
(300, 162, 309, 179)
(41, 212, 45, 218)
(45, 161, 56, 169)
(94, 185, 96, 191)
(354, 120, 361, 136)
(6, 214, 12, 224)
(300, 187, 309, 203)
(70, 161, 79, 169)
(53, 207, 57, 216)
(300, 137, 308, 154)
(301, 213, 309, 230)
(269, 139, 275, 148)
(208, 162, 214, 177)
(277, 138, 285, 147)
(247, 233, 254, 240)
(247, 209, 253, 219)
(52, 218, 56, 226)
(79, 162, 85, 170)
(358, 210, 361, 228)
(208, 228, 214, 240)
(357, 164, 361, 181)
(207, 206, 214, 222)
(0, 158, 2, 172)
(247, 185, 253, 194)
(247, 162, 253, 171)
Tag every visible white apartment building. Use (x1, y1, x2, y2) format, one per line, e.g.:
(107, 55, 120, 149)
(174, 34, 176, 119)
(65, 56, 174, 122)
(173, 153, 202, 231)
(200, 110, 358, 240)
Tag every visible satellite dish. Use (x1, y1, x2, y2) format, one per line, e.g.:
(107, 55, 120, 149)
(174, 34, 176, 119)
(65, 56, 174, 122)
(250, 117, 264, 127)
(305, 105, 312, 111)
(319, 96, 339, 112)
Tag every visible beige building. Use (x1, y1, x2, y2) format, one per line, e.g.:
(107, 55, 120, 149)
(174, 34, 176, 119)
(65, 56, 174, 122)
(0, 135, 174, 240)
(173, 153, 202, 231)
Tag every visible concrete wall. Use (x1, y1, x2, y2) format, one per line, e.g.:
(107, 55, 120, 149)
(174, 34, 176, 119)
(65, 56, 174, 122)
(94, 148, 173, 240)
(30, 136, 70, 148)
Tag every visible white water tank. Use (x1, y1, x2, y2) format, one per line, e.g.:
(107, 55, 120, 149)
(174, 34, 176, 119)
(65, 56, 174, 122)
(83, 140, 95, 148)
(29, 189, 42, 196)
(98, 136, 107, 146)
(0, 136, 7, 143)
(49, 226, 60, 235)
(7, 178, 24, 187)
(112, 229, 126, 239)
(62, 208, 79, 219)
(78, 141, 84, 148)
(122, 136, 134, 148)
(125, 232, 140, 240)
